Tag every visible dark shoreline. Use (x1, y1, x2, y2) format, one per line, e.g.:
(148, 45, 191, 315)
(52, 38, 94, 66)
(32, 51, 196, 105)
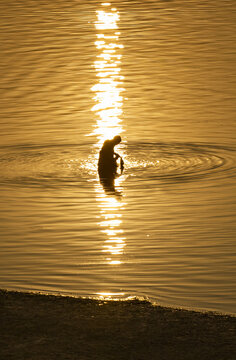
(1, 289, 235, 360)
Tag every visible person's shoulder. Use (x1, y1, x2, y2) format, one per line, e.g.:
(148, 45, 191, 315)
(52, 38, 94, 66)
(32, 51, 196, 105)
(102, 140, 112, 149)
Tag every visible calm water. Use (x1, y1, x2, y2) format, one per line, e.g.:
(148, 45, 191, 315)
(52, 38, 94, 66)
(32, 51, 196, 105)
(0, 0, 236, 314)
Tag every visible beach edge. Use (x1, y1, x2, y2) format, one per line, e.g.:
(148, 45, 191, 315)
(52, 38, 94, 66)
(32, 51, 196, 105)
(1, 289, 236, 360)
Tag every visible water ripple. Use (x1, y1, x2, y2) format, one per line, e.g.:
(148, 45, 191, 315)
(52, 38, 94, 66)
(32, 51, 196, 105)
(0, 144, 96, 187)
(0, 142, 235, 187)
(126, 142, 236, 182)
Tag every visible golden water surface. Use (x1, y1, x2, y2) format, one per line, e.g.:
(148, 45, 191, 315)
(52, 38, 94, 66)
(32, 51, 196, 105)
(0, 0, 235, 314)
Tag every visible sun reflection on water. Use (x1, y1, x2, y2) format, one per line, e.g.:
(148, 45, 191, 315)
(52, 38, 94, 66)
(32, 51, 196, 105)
(91, 3, 126, 276)
(95, 181, 126, 266)
(90, 3, 125, 147)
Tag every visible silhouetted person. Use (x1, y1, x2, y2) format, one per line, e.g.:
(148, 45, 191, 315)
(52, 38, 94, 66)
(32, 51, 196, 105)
(98, 135, 124, 179)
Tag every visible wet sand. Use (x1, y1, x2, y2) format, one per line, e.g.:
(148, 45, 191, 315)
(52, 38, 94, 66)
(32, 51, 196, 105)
(0, 289, 235, 360)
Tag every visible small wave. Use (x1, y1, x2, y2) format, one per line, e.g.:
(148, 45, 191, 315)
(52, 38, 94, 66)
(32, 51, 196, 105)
(0, 142, 235, 187)
(125, 142, 236, 182)
(0, 144, 98, 187)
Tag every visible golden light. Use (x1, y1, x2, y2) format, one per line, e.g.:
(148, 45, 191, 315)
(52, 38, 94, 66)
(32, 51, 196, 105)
(90, 3, 127, 272)
(95, 10, 119, 31)
(96, 291, 125, 300)
(89, 3, 125, 147)
(95, 182, 126, 263)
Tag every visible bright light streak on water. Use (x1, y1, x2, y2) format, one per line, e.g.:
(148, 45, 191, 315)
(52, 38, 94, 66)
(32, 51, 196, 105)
(92, 3, 127, 271)
(90, 3, 125, 147)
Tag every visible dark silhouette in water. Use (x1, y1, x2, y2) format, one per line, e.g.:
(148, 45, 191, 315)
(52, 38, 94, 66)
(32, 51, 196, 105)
(98, 135, 124, 195)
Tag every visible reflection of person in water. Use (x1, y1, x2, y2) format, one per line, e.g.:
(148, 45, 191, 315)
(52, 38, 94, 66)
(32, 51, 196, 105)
(98, 135, 124, 178)
(98, 135, 124, 196)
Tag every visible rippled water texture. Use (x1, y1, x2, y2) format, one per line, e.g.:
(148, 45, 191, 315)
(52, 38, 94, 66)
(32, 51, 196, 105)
(0, 0, 236, 314)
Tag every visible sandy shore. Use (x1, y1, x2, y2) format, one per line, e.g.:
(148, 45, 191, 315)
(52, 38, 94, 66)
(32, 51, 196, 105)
(0, 289, 235, 360)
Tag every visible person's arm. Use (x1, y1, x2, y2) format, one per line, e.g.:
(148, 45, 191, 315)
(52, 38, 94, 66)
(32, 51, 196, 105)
(114, 152, 121, 159)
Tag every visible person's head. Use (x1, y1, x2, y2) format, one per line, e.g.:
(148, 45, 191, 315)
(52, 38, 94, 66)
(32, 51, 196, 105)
(112, 135, 121, 145)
